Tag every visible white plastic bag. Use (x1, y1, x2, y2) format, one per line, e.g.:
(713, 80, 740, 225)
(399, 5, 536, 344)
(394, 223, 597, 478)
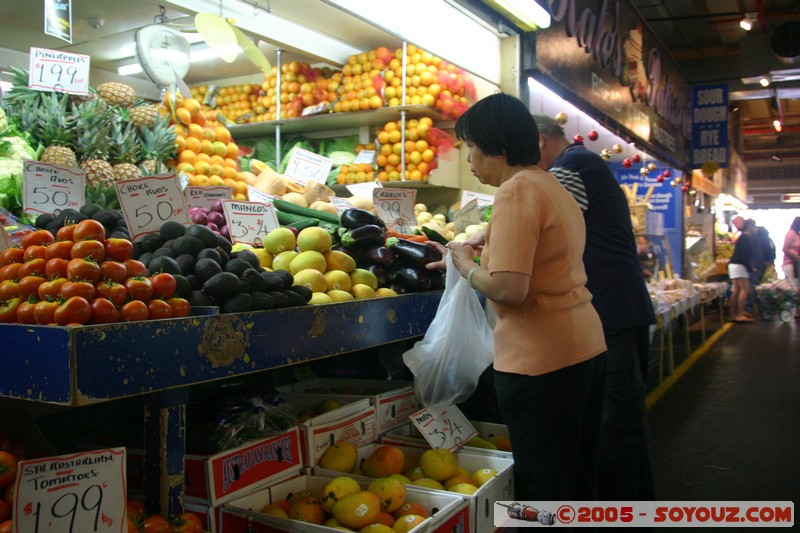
(403, 252, 495, 407)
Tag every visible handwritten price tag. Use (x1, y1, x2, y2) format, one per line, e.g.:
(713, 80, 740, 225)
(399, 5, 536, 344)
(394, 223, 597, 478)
(246, 186, 279, 203)
(373, 188, 417, 232)
(346, 181, 381, 199)
(353, 150, 376, 165)
(22, 160, 85, 216)
(222, 200, 280, 246)
(330, 196, 354, 214)
(410, 405, 477, 451)
(28, 47, 89, 95)
(460, 190, 495, 209)
(453, 198, 482, 234)
(283, 147, 332, 186)
(14, 447, 127, 533)
(185, 186, 233, 210)
(115, 174, 189, 242)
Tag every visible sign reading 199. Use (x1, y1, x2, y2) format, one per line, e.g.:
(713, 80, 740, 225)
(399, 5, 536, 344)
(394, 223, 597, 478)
(33, 63, 79, 87)
(23, 484, 107, 533)
(114, 174, 190, 242)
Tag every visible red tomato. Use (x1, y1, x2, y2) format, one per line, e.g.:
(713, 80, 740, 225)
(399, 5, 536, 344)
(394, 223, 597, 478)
(0, 451, 17, 489)
(0, 299, 20, 323)
(54, 296, 92, 326)
(127, 518, 141, 533)
(141, 515, 171, 533)
(0, 264, 20, 282)
(127, 499, 146, 522)
(167, 297, 191, 318)
(0, 499, 9, 523)
(45, 257, 69, 279)
(105, 238, 134, 262)
(149, 273, 176, 300)
(16, 298, 38, 324)
(171, 512, 203, 533)
(67, 258, 102, 283)
(0, 248, 24, 266)
(120, 300, 149, 322)
(90, 297, 121, 324)
(60, 280, 96, 301)
(56, 224, 76, 241)
(71, 239, 106, 262)
(123, 259, 147, 278)
(147, 299, 173, 320)
(44, 240, 74, 260)
(33, 300, 59, 325)
(18, 258, 47, 278)
(95, 281, 128, 307)
(124, 277, 154, 302)
(0, 280, 18, 301)
(21, 229, 55, 248)
(38, 277, 68, 300)
(72, 219, 106, 241)
(100, 260, 128, 283)
(17, 276, 46, 300)
(0, 519, 11, 533)
(22, 245, 47, 261)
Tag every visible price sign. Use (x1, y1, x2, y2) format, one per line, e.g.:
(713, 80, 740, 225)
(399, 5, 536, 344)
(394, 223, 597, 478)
(14, 447, 127, 533)
(222, 200, 279, 246)
(115, 174, 189, 242)
(353, 150, 376, 165)
(22, 160, 85, 216)
(185, 185, 233, 210)
(246, 186, 279, 203)
(410, 405, 477, 452)
(330, 196, 354, 214)
(373, 188, 417, 233)
(28, 47, 89, 95)
(346, 181, 381, 199)
(460, 190, 495, 209)
(453, 198, 482, 234)
(0, 226, 13, 252)
(283, 147, 332, 186)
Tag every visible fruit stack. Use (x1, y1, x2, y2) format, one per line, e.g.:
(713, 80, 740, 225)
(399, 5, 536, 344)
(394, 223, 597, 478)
(331, 46, 395, 113)
(372, 117, 436, 182)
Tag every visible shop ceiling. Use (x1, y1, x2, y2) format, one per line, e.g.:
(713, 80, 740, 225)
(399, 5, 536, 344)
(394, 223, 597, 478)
(1, 0, 799, 207)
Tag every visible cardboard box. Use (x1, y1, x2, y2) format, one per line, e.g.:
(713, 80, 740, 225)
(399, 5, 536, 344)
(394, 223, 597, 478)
(219, 474, 470, 533)
(314, 443, 514, 533)
(279, 378, 420, 433)
(381, 422, 513, 458)
(184, 427, 302, 506)
(282, 394, 378, 466)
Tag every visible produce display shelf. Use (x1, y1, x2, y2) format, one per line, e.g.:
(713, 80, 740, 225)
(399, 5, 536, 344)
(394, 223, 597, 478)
(0, 291, 442, 407)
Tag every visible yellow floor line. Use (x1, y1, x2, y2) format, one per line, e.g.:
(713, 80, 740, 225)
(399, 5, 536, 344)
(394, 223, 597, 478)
(646, 322, 733, 409)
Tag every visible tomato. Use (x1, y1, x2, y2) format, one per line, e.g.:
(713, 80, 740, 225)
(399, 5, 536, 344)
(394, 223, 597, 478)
(120, 300, 149, 322)
(0, 299, 20, 323)
(105, 238, 134, 262)
(141, 515, 171, 533)
(0, 499, 9, 523)
(0, 519, 11, 533)
(54, 296, 92, 326)
(45, 257, 69, 279)
(16, 298, 39, 324)
(71, 239, 106, 262)
(90, 297, 121, 324)
(45, 240, 74, 260)
(171, 512, 203, 533)
(123, 259, 148, 278)
(0, 451, 17, 489)
(22, 244, 47, 261)
(127, 518, 141, 533)
(38, 277, 68, 300)
(95, 281, 128, 307)
(127, 499, 146, 522)
(33, 300, 59, 325)
(0, 281, 18, 301)
(101, 260, 128, 283)
(125, 276, 153, 302)
(21, 229, 55, 248)
(72, 219, 106, 241)
(0, 264, 21, 282)
(56, 223, 76, 241)
(0, 248, 23, 266)
(150, 273, 176, 300)
(167, 297, 191, 318)
(147, 299, 173, 320)
(60, 280, 96, 301)
(17, 276, 46, 300)
(18, 258, 47, 278)
(0, 438, 26, 460)
(67, 258, 102, 283)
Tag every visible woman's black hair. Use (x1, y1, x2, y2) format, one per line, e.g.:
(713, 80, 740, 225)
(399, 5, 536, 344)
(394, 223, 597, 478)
(454, 93, 540, 166)
(791, 216, 800, 233)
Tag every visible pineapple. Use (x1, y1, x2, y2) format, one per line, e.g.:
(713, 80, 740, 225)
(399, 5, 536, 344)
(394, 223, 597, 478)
(139, 115, 177, 175)
(2, 67, 42, 118)
(97, 82, 136, 108)
(130, 104, 160, 129)
(109, 109, 143, 182)
(73, 98, 114, 185)
(36, 93, 78, 168)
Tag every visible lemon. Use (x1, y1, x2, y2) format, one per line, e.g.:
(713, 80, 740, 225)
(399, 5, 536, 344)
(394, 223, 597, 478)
(271, 250, 298, 271)
(293, 269, 327, 293)
(289, 250, 327, 274)
(263, 227, 296, 255)
(325, 270, 352, 291)
(297, 226, 333, 253)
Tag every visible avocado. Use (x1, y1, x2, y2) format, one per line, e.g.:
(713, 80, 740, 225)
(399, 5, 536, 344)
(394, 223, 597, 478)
(233, 249, 260, 270)
(148, 255, 181, 276)
(187, 289, 213, 307)
(45, 221, 61, 235)
(272, 269, 294, 290)
(79, 203, 103, 218)
(175, 254, 196, 276)
(108, 230, 130, 239)
(35, 213, 55, 229)
(159, 220, 186, 241)
(202, 271, 241, 298)
(238, 278, 251, 293)
(137, 251, 154, 267)
(251, 291, 274, 310)
(260, 271, 286, 291)
(92, 208, 122, 231)
(241, 268, 267, 292)
(215, 233, 233, 253)
(221, 293, 253, 314)
(288, 285, 313, 303)
(225, 258, 252, 278)
(195, 257, 223, 282)
(268, 290, 290, 308)
(172, 274, 192, 298)
(196, 247, 222, 264)
(140, 233, 165, 254)
(186, 274, 202, 290)
(184, 224, 218, 249)
(283, 289, 308, 307)
(53, 208, 82, 227)
(173, 235, 205, 258)
(152, 247, 176, 259)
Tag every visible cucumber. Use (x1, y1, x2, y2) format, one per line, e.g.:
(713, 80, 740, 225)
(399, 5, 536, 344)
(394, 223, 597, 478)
(420, 225, 450, 245)
(285, 217, 320, 231)
(273, 199, 341, 225)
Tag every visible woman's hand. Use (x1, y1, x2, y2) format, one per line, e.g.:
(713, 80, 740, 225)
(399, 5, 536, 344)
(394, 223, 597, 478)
(424, 241, 448, 270)
(446, 242, 476, 278)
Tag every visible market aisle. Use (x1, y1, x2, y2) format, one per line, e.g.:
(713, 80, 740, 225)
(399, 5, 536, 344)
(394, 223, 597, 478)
(648, 317, 800, 503)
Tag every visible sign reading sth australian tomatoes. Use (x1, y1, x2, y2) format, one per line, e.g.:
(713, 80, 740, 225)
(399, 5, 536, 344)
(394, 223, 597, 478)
(222, 200, 280, 246)
(22, 160, 86, 216)
(115, 174, 189, 242)
(14, 447, 127, 533)
(410, 404, 477, 452)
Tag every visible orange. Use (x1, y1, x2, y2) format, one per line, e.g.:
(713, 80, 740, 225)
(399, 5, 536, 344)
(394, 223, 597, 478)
(181, 98, 202, 116)
(361, 446, 405, 478)
(214, 126, 232, 144)
(194, 174, 210, 186)
(221, 167, 238, 181)
(222, 157, 238, 169)
(405, 140, 416, 153)
(184, 136, 201, 154)
(233, 180, 248, 196)
(369, 95, 383, 109)
(415, 140, 429, 152)
(209, 155, 225, 166)
(176, 162, 194, 175)
(172, 123, 187, 137)
(187, 123, 204, 139)
(384, 121, 399, 132)
(208, 175, 225, 186)
(193, 160, 211, 176)
(375, 154, 388, 167)
(377, 131, 390, 145)
(225, 142, 239, 159)
(211, 141, 228, 158)
(195, 152, 211, 164)
(417, 161, 430, 175)
(388, 154, 400, 167)
(177, 150, 196, 165)
(223, 177, 238, 189)
(174, 135, 186, 153)
(201, 127, 216, 142)
(209, 164, 225, 177)
(175, 107, 192, 125)
(421, 148, 435, 162)
(199, 139, 214, 155)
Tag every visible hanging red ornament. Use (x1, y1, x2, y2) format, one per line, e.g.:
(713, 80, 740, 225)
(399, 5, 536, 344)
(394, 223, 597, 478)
(663, 169, 671, 178)
(588, 129, 599, 141)
(573, 134, 584, 143)
(632, 154, 641, 163)
(622, 158, 632, 168)
(657, 174, 665, 183)
(681, 184, 690, 192)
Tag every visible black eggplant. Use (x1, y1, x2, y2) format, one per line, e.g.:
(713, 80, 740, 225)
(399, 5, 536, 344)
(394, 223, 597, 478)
(338, 224, 386, 249)
(389, 266, 432, 292)
(365, 264, 389, 287)
(427, 268, 446, 290)
(359, 245, 396, 267)
(340, 208, 386, 229)
(385, 237, 442, 267)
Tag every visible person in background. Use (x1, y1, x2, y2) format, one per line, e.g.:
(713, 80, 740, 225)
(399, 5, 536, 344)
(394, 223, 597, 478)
(440, 93, 607, 501)
(782, 216, 800, 295)
(744, 218, 766, 317)
(728, 218, 757, 323)
(533, 113, 657, 502)
(637, 236, 657, 281)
